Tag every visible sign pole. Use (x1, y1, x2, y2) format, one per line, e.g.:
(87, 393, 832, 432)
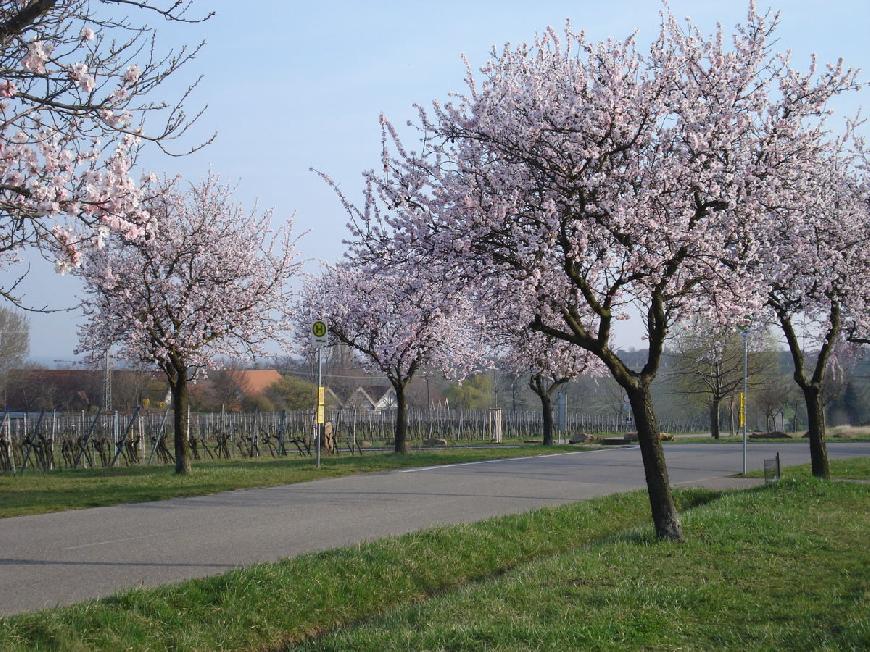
(741, 327, 749, 475)
(311, 318, 328, 470)
(316, 345, 322, 469)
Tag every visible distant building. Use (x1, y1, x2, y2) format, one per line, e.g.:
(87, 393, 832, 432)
(328, 383, 396, 412)
(342, 386, 378, 411)
(372, 386, 396, 411)
(187, 369, 283, 411)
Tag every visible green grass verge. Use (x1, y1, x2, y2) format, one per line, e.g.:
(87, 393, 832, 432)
(666, 424, 870, 444)
(1, 458, 867, 651)
(743, 455, 870, 480)
(0, 488, 711, 651)
(666, 434, 870, 444)
(0, 445, 586, 519)
(306, 479, 869, 651)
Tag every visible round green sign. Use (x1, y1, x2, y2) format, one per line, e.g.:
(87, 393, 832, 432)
(312, 321, 327, 338)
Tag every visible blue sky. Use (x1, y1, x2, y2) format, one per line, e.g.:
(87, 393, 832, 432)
(10, 0, 870, 364)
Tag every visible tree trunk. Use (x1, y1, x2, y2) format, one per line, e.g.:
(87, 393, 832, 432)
(529, 374, 555, 446)
(775, 300, 839, 481)
(171, 375, 191, 474)
(394, 384, 409, 454)
(709, 396, 721, 439)
(802, 385, 829, 479)
(541, 393, 554, 446)
(626, 385, 683, 541)
(531, 299, 680, 540)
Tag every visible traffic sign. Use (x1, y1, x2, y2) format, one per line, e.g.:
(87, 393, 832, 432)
(311, 319, 328, 347)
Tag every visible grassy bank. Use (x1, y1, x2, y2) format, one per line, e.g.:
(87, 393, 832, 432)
(307, 478, 868, 651)
(667, 425, 870, 444)
(1, 458, 867, 651)
(0, 488, 702, 651)
(0, 444, 585, 519)
(744, 454, 870, 480)
(666, 435, 870, 444)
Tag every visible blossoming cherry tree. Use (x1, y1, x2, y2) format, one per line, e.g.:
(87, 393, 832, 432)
(77, 177, 297, 474)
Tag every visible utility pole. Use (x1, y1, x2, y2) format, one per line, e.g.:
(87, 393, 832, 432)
(557, 389, 567, 436)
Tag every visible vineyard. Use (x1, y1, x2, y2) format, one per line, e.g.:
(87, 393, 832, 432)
(0, 408, 709, 472)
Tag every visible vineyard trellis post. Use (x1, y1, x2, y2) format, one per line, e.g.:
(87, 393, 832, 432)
(74, 409, 103, 468)
(111, 406, 142, 467)
(1, 412, 14, 472)
(19, 410, 44, 471)
(0, 403, 713, 473)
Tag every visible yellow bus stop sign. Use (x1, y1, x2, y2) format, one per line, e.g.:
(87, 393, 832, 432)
(312, 320, 328, 347)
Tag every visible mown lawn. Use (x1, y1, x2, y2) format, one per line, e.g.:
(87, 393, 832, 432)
(744, 454, 870, 480)
(0, 458, 866, 651)
(305, 478, 868, 651)
(667, 426, 870, 444)
(0, 444, 585, 518)
(667, 435, 870, 444)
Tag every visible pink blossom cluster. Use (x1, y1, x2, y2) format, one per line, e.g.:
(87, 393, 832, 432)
(0, 127, 151, 269)
(0, 0, 210, 305)
(336, 4, 864, 382)
(0, 110, 148, 258)
(762, 137, 869, 342)
(316, 3, 868, 526)
(489, 291, 603, 383)
(298, 264, 485, 387)
(77, 177, 298, 378)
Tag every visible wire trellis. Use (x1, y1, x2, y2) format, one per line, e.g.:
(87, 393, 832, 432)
(0, 407, 707, 473)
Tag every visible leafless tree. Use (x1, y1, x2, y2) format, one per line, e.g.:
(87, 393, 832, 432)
(667, 322, 775, 438)
(0, 306, 28, 406)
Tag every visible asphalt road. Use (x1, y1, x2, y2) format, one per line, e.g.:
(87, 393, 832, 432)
(1, 442, 867, 615)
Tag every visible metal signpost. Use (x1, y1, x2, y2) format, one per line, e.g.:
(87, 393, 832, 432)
(740, 326, 750, 475)
(311, 319, 328, 469)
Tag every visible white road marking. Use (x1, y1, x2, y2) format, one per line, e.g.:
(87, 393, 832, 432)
(673, 476, 717, 486)
(400, 465, 441, 472)
(63, 532, 165, 551)
(399, 449, 603, 473)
